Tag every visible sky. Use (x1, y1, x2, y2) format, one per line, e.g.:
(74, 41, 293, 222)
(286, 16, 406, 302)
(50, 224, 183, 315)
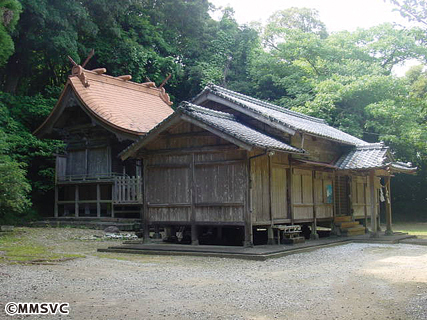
(209, 0, 411, 31)
(209, 0, 420, 75)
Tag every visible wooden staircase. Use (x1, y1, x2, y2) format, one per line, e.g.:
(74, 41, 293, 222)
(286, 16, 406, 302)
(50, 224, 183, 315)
(334, 216, 366, 236)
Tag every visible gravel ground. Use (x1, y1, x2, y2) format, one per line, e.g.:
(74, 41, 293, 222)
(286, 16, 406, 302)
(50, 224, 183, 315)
(1, 228, 427, 319)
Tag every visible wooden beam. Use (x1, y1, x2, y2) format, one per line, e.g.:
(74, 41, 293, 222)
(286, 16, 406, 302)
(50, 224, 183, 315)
(137, 144, 239, 156)
(159, 131, 212, 138)
(147, 203, 191, 208)
(369, 170, 379, 238)
(195, 159, 244, 167)
(147, 163, 190, 169)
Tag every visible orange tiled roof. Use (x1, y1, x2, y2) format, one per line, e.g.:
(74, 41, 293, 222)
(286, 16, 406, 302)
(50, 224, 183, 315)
(34, 66, 174, 137)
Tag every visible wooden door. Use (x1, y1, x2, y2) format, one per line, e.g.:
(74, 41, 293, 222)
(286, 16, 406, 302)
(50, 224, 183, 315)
(271, 164, 289, 220)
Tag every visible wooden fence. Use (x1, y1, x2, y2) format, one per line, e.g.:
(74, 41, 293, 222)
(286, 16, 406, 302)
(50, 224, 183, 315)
(113, 176, 143, 204)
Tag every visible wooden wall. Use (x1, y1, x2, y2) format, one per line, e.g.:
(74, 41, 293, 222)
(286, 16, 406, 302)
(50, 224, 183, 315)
(143, 121, 247, 225)
(350, 174, 381, 220)
(291, 133, 341, 163)
(290, 168, 334, 222)
(250, 152, 290, 225)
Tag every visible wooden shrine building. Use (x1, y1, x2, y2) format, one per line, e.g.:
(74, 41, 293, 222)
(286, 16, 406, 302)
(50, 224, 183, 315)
(34, 65, 174, 219)
(121, 84, 416, 246)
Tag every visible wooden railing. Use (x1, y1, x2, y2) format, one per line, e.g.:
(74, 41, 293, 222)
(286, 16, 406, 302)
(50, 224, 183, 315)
(113, 176, 143, 204)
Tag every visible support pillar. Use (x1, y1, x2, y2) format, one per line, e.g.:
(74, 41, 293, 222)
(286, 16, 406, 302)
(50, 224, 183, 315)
(142, 159, 150, 243)
(190, 153, 198, 245)
(54, 186, 59, 218)
(267, 226, 275, 245)
(153, 225, 162, 239)
(384, 176, 393, 236)
(191, 225, 199, 246)
(311, 171, 319, 240)
(369, 170, 379, 238)
(75, 185, 79, 218)
(96, 184, 101, 218)
(216, 226, 223, 242)
(244, 154, 253, 247)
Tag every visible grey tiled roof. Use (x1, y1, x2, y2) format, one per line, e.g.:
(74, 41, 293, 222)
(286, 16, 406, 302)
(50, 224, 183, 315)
(335, 143, 389, 170)
(389, 161, 417, 173)
(180, 102, 304, 153)
(197, 84, 368, 146)
(335, 143, 417, 172)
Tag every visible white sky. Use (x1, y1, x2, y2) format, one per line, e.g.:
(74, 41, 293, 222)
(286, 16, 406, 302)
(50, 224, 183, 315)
(210, 0, 421, 75)
(209, 0, 411, 31)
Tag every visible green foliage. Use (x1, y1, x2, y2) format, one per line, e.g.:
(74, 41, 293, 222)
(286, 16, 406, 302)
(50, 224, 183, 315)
(0, 92, 63, 221)
(0, 131, 31, 224)
(0, 0, 21, 66)
(389, 0, 427, 27)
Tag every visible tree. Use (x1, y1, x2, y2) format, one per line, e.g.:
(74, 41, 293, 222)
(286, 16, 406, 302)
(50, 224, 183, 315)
(0, 0, 21, 66)
(388, 0, 427, 27)
(263, 7, 327, 50)
(0, 130, 31, 224)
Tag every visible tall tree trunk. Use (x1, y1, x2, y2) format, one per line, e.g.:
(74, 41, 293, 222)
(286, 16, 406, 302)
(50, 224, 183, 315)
(3, 54, 21, 94)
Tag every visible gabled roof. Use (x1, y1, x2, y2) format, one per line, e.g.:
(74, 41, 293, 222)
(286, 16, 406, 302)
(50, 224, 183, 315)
(181, 103, 304, 153)
(193, 84, 368, 146)
(335, 142, 417, 173)
(34, 66, 174, 138)
(120, 102, 304, 160)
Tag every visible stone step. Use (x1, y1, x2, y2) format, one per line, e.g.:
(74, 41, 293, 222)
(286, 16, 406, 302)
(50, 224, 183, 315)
(338, 221, 360, 229)
(334, 216, 352, 223)
(342, 226, 366, 236)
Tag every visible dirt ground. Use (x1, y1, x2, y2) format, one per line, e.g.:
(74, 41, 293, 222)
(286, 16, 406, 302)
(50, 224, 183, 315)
(1, 228, 427, 320)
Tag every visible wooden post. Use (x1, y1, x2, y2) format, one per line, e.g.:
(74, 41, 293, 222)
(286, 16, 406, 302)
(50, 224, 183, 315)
(349, 175, 353, 218)
(244, 154, 253, 247)
(369, 170, 379, 238)
(363, 179, 368, 233)
(153, 225, 162, 239)
(288, 158, 294, 225)
(267, 154, 275, 245)
(384, 176, 393, 236)
(311, 171, 319, 239)
(54, 186, 59, 218)
(75, 185, 79, 217)
(96, 184, 101, 218)
(190, 153, 199, 245)
(142, 159, 150, 243)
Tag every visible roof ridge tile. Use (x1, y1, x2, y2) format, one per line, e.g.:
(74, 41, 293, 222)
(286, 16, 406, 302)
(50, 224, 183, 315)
(207, 83, 327, 124)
